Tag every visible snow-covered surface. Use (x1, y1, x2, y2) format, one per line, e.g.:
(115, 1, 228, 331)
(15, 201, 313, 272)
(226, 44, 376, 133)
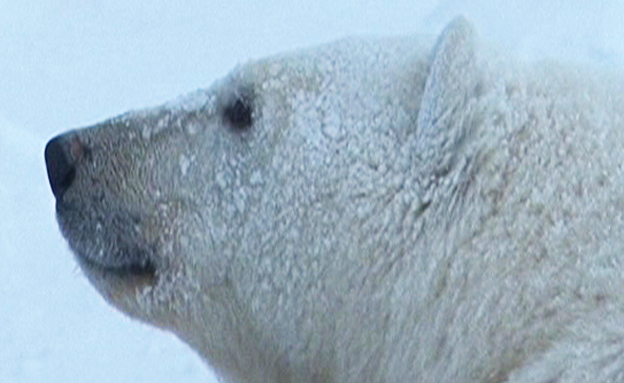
(1, 1, 622, 382)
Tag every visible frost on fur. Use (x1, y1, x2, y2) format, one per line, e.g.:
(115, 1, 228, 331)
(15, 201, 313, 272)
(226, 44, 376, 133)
(46, 17, 624, 383)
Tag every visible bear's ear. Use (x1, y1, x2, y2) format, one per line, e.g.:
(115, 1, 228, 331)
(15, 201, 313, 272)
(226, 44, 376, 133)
(415, 17, 478, 183)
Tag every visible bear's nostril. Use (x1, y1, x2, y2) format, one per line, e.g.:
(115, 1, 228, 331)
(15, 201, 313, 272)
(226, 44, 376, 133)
(44, 136, 77, 200)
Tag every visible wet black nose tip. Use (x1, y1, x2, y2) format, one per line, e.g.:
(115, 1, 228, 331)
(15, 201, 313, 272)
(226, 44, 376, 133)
(45, 136, 76, 200)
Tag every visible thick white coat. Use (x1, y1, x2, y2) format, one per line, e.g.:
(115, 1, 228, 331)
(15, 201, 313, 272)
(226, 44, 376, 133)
(49, 18, 624, 382)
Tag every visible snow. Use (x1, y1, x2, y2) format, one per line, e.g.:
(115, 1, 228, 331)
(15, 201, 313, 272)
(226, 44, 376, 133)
(1, 1, 622, 382)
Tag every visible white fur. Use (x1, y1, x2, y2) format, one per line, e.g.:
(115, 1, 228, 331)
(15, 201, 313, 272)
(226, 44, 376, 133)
(50, 17, 624, 382)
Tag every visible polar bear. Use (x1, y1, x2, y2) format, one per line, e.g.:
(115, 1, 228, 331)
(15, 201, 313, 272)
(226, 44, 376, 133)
(45, 17, 624, 382)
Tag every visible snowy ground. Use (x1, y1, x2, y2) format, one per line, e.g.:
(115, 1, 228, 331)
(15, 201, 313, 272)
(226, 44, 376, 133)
(1, 1, 622, 382)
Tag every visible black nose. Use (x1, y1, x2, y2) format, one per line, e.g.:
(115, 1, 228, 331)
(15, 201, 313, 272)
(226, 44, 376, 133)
(45, 136, 76, 200)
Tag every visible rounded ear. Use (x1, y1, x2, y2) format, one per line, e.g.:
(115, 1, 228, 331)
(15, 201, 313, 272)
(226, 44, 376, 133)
(416, 17, 478, 184)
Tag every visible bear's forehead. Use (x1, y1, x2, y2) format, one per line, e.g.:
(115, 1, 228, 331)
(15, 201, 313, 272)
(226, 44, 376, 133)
(130, 36, 432, 124)
(247, 37, 430, 83)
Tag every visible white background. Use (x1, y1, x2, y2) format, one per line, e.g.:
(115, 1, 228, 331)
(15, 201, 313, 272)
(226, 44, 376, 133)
(1, 1, 623, 382)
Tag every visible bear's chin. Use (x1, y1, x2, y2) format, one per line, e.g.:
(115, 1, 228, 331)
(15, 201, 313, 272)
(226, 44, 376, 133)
(74, 252, 161, 320)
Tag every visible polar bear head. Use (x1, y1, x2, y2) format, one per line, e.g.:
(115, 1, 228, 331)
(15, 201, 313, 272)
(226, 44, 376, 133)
(46, 18, 499, 381)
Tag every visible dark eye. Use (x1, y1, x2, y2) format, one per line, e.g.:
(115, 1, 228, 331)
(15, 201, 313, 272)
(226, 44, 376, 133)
(224, 97, 253, 129)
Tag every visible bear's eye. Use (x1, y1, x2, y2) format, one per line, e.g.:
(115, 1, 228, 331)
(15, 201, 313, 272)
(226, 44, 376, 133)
(224, 96, 253, 129)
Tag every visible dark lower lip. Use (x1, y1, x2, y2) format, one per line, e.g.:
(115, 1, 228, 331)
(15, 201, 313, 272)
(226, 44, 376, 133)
(65, 234, 157, 279)
(76, 251, 157, 278)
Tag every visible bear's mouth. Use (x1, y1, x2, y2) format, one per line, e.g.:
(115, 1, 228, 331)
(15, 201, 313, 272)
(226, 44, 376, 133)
(56, 202, 159, 280)
(75, 247, 157, 278)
